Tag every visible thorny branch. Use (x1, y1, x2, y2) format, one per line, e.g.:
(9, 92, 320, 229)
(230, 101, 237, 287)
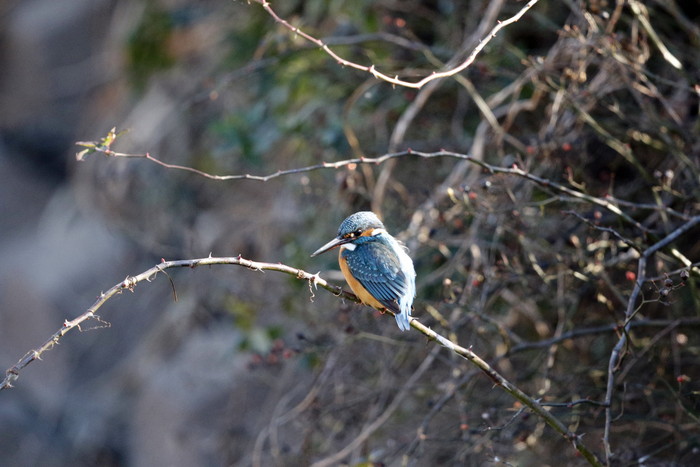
(0, 256, 351, 391)
(76, 134, 691, 229)
(1, 254, 602, 466)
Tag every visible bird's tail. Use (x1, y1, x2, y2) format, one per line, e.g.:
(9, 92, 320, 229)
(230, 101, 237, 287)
(394, 307, 411, 331)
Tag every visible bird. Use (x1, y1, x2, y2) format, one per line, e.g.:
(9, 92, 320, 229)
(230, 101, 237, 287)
(311, 211, 416, 331)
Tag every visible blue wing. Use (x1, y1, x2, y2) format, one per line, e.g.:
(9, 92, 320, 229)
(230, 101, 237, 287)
(342, 241, 408, 313)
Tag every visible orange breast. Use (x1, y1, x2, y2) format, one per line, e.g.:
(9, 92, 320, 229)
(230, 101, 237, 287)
(338, 250, 386, 310)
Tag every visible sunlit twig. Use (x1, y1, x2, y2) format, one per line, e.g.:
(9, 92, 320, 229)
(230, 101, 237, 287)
(252, 0, 540, 89)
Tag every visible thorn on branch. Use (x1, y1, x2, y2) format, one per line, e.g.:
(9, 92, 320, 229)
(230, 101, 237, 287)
(308, 272, 321, 302)
(121, 276, 136, 291)
(310, 272, 321, 289)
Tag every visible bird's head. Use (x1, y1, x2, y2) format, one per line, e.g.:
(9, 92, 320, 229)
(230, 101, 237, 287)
(311, 211, 386, 256)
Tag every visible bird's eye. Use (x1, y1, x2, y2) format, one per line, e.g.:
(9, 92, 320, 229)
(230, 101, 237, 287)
(344, 229, 363, 239)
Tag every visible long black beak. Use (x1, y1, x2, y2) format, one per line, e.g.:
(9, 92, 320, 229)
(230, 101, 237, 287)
(311, 236, 349, 257)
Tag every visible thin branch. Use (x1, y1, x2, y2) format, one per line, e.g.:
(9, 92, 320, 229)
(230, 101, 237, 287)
(628, 0, 683, 70)
(563, 210, 642, 251)
(408, 370, 478, 456)
(252, 0, 541, 89)
(253, 350, 340, 467)
(0, 255, 352, 390)
(541, 399, 609, 408)
(507, 318, 700, 355)
(1, 254, 603, 466)
(410, 319, 602, 466)
(76, 135, 687, 230)
(602, 215, 700, 463)
(311, 347, 440, 467)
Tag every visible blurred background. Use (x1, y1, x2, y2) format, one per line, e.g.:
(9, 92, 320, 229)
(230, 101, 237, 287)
(1, 0, 699, 465)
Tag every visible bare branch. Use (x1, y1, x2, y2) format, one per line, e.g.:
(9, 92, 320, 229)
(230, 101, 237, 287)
(0, 255, 351, 390)
(76, 134, 690, 230)
(410, 318, 603, 466)
(603, 215, 700, 463)
(311, 347, 440, 467)
(1, 254, 603, 465)
(252, 0, 540, 89)
(507, 318, 700, 355)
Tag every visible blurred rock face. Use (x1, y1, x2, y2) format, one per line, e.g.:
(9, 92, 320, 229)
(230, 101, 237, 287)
(0, 1, 298, 466)
(1, 0, 115, 178)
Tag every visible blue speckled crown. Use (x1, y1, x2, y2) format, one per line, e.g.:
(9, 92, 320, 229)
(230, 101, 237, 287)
(338, 211, 385, 236)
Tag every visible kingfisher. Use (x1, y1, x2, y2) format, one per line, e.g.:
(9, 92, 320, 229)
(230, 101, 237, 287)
(311, 211, 416, 331)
